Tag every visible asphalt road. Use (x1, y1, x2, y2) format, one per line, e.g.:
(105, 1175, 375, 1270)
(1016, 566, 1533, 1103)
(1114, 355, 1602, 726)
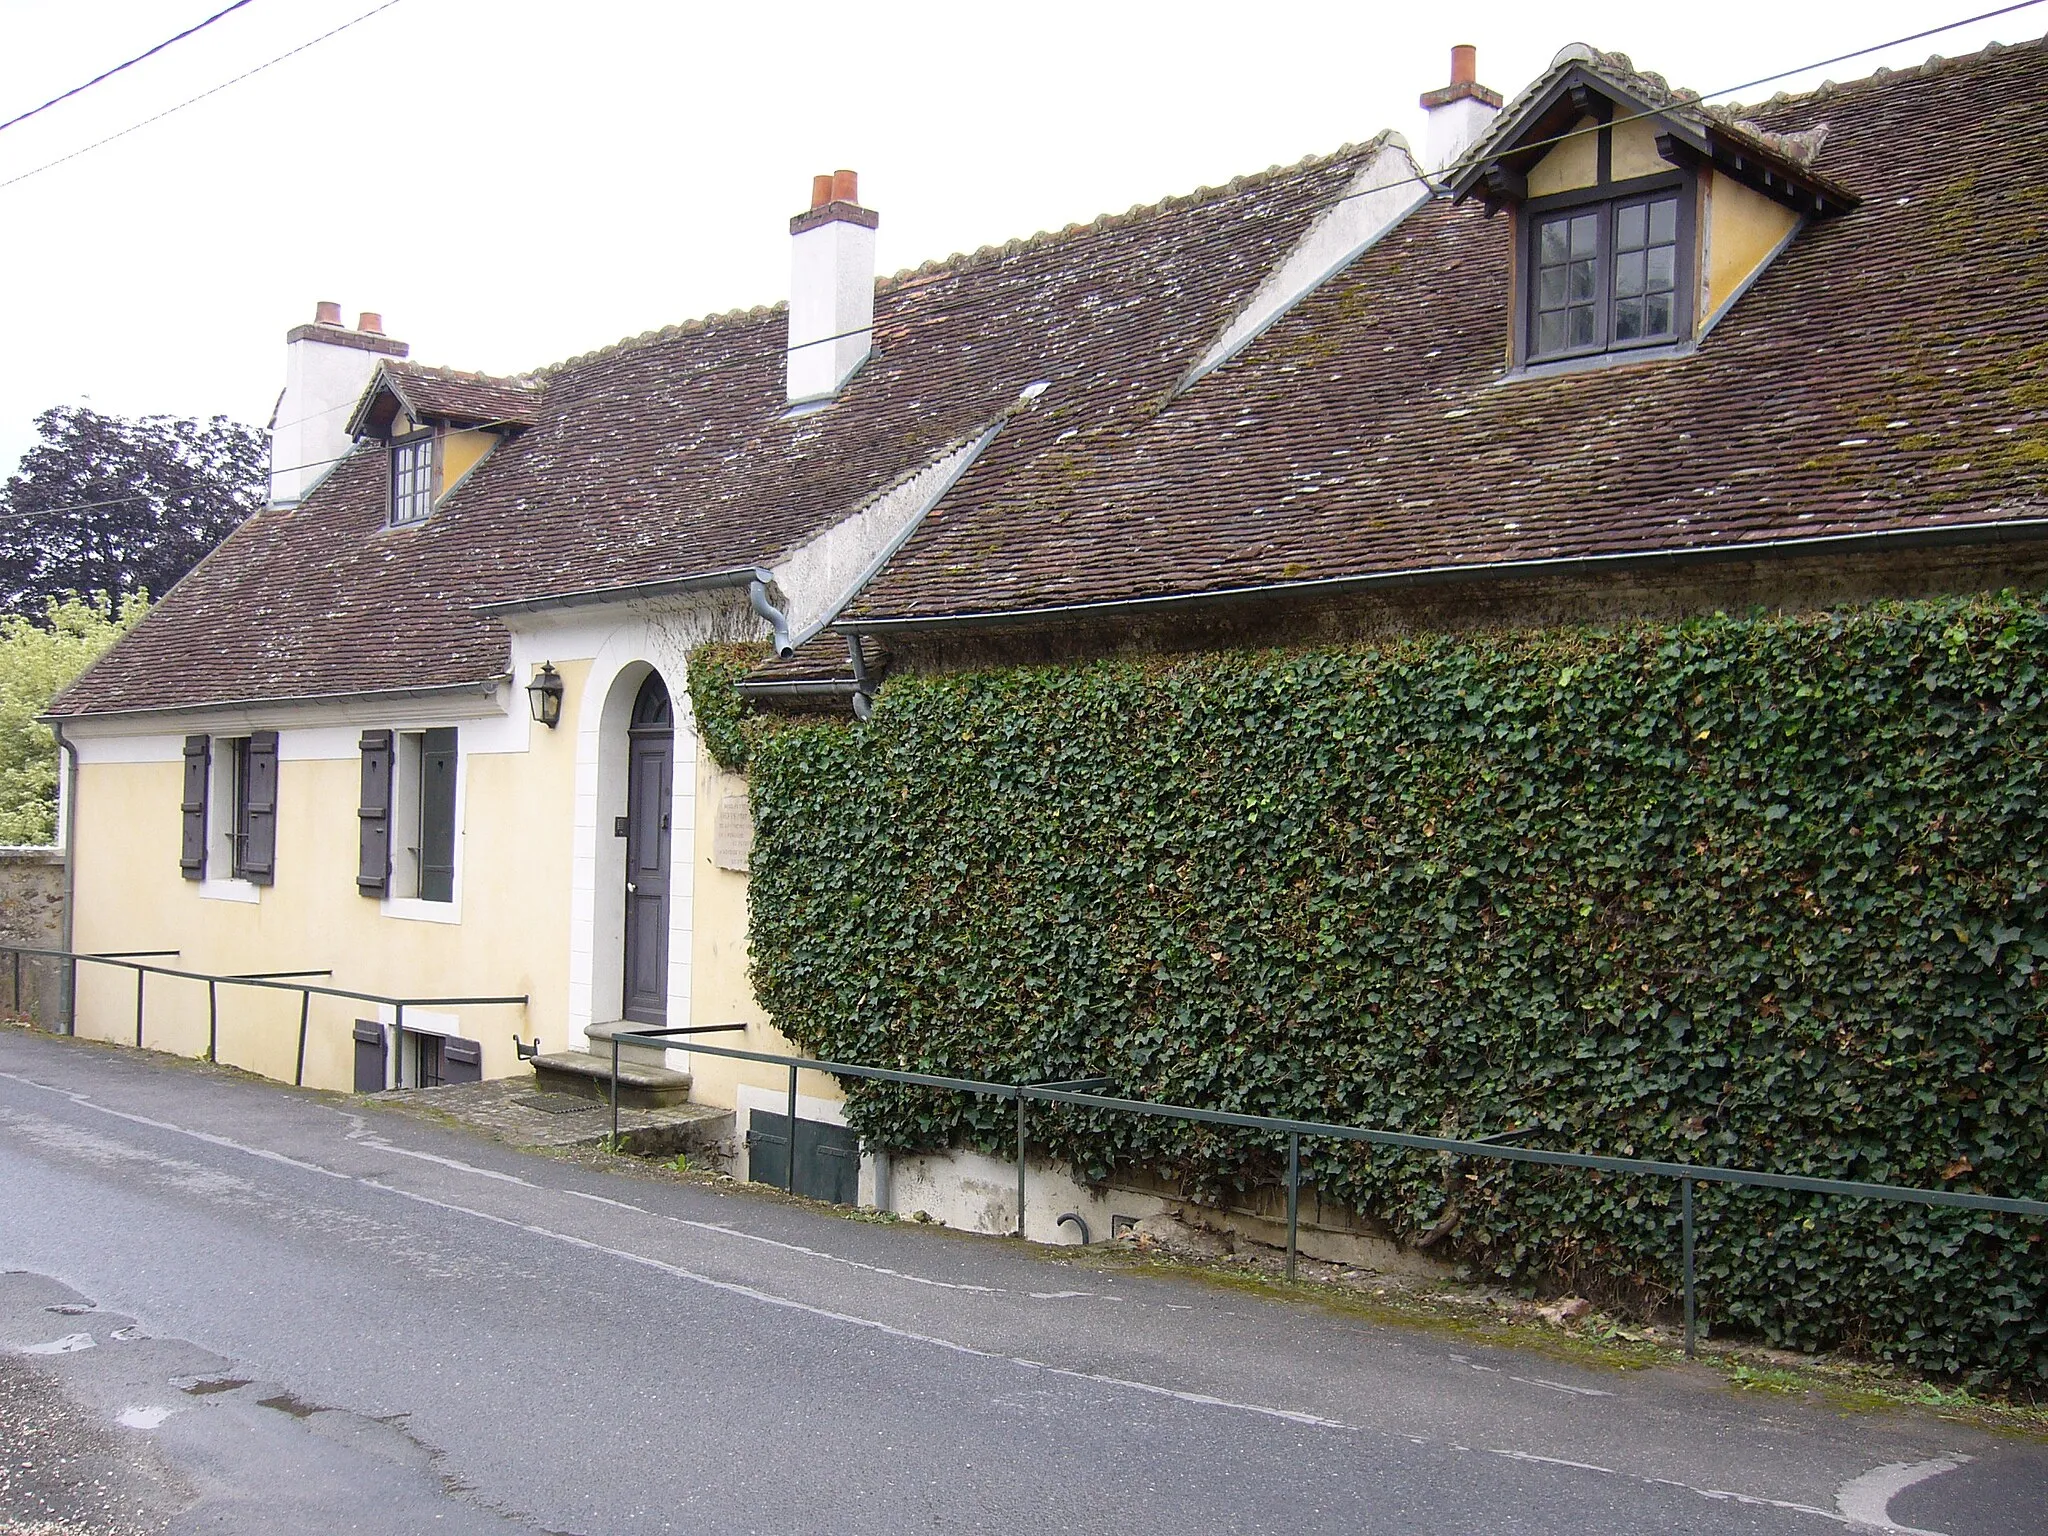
(1, 1026, 2041, 1536)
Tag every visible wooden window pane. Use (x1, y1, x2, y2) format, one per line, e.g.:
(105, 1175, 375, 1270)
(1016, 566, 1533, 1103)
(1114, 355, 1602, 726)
(1537, 310, 1566, 354)
(1648, 246, 1676, 291)
(1540, 220, 1569, 262)
(1569, 213, 1597, 259)
(1615, 202, 1647, 249)
(1615, 250, 1645, 298)
(1647, 291, 1675, 335)
(1568, 306, 1595, 348)
(1568, 260, 1596, 303)
(1649, 196, 1678, 245)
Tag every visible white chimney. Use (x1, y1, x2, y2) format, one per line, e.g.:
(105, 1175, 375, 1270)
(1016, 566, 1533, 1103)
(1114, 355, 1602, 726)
(1420, 44, 1503, 173)
(786, 169, 877, 405)
(269, 301, 407, 506)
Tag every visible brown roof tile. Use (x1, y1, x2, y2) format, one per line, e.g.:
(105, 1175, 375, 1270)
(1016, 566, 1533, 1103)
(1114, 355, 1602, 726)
(380, 362, 541, 428)
(53, 143, 1379, 715)
(846, 39, 2048, 626)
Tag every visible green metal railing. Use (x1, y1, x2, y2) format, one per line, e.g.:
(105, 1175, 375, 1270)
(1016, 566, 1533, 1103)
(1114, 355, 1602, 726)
(1, 944, 526, 1087)
(611, 1027, 2048, 1357)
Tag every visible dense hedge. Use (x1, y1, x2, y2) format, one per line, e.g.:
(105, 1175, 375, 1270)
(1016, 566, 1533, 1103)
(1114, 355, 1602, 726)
(718, 595, 2048, 1387)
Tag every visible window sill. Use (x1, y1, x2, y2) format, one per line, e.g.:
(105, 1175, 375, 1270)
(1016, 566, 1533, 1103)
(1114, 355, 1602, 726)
(381, 895, 461, 925)
(197, 877, 260, 904)
(1499, 340, 1696, 384)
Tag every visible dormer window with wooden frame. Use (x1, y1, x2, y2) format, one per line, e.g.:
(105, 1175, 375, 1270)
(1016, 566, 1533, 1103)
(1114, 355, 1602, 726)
(1448, 52, 1857, 375)
(1526, 179, 1692, 361)
(344, 362, 540, 530)
(390, 429, 434, 526)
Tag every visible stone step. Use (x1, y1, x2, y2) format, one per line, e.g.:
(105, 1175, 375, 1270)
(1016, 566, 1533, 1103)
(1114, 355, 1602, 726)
(530, 1050, 693, 1109)
(584, 1020, 674, 1069)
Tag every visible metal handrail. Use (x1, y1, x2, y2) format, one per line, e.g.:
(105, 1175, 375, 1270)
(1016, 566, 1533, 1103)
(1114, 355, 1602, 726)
(0, 943, 527, 1088)
(613, 1029, 2048, 1357)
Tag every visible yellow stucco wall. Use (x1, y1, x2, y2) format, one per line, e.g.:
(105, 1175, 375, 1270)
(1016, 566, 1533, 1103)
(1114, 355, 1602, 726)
(437, 428, 494, 499)
(1525, 113, 1600, 196)
(682, 756, 843, 1112)
(1610, 115, 1667, 181)
(69, 676, 587, 1091)
(1703, 170, 1800, 326)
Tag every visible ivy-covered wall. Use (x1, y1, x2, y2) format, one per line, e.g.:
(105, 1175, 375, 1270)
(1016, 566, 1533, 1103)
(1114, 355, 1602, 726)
(712, 594, 2048, 1387)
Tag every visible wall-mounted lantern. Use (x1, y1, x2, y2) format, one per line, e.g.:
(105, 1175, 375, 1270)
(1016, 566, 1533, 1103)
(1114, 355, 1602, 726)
(526, 662, 565, 729)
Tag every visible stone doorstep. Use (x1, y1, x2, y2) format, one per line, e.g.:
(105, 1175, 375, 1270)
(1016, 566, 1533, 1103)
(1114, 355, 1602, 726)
(530, 1050, 694, 1109)
(583, 1020, 675, 1070)
(380, 1076, 733, 1156)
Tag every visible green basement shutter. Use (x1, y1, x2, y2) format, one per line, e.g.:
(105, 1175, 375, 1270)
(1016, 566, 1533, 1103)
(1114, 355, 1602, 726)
(357, 730, 393, 895)
(419, 727, 457, 903)
(240, 730, 279, 885)
(180, 735, 209, 880)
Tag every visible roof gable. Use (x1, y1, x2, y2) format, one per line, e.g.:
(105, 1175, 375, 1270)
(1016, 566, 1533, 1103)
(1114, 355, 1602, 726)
(1449, 47, 1857, 218)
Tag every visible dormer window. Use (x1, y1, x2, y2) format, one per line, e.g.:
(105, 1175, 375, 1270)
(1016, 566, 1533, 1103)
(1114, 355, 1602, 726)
(345, 360, 540, 531)
(1527, 183, 1689, 360)
(1448, 50, 1858, 376)
(390, 430, 434, 526)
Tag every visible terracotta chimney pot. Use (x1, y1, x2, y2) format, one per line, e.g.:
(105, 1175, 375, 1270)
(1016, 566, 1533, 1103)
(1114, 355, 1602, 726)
(314, 300, 343, 326)
(356, 311, 384, 335)
(832, 168, 858, 204)
(1450, 43, 1476, 86)
(811, 173, 834, 209)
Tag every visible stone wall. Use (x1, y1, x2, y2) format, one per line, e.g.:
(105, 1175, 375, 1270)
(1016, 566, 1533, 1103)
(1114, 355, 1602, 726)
(0, 847, 65, 1028)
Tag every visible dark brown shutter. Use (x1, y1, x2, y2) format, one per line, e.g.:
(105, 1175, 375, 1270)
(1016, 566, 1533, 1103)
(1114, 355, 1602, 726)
(419, 727, 457, 903)
(240, 730, 279, 885)
(443, 1035, 483, 1085)
(357, 730, 393, 895)
(180, 735, 209, 880)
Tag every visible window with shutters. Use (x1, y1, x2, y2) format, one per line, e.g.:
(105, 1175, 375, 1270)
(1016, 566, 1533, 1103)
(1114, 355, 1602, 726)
(192, 733, 275, 892)
(381, 728, 459, 909)
(229, 733, 279, 884)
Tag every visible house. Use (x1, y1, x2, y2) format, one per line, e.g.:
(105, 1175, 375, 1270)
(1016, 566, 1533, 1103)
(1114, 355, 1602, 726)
(42, 37, 2047, 1236)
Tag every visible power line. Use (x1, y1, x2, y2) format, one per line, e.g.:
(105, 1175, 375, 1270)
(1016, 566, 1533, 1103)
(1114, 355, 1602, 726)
(0, 0, 261, 136)
(0, 0, 407, 192)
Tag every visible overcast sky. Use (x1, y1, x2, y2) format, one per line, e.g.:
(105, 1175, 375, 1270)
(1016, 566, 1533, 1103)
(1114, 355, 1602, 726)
(1, 0, 2040, 478)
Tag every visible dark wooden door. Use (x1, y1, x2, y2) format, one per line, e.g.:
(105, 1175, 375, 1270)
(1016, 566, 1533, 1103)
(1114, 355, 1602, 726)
(622, 673, 674, 1026)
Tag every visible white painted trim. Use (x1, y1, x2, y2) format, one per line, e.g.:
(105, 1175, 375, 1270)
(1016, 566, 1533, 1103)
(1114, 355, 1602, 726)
(773, 425, 1006, 650)
(197, 877, 260, 905)
(60, 684, 517, 742)
(1181, 142, 1429, 392)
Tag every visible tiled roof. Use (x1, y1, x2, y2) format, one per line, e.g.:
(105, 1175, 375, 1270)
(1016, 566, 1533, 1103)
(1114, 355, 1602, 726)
(381, 362, 541, 428)
(52, 141, 1382, 715)
(846, 39, 2048, 627)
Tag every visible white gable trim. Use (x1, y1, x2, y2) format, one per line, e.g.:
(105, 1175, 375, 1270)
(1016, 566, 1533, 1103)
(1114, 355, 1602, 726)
(1180, 140, 1430, 394)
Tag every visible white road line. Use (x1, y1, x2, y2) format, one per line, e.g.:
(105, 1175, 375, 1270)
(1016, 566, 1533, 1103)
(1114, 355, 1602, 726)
(1511, 1375, 1616, 1397)
(5, 1066, 1948, 1529)
(1834, 1458, 1968, 1535)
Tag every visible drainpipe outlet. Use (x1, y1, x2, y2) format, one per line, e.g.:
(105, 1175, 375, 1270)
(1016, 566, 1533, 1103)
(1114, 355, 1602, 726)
(748, 578, 792, 657)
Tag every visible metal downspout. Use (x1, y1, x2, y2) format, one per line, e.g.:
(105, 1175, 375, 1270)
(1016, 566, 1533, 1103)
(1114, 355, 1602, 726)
(847, 636, 873, 720)
(51, 720, 78, 1035)
(748, 579, 792, 657)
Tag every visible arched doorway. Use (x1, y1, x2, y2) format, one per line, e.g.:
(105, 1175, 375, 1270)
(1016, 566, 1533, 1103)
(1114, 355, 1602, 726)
(622, 671, 674, 1025)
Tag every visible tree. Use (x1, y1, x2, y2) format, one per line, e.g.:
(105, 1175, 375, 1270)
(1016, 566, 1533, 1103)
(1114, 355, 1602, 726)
(0, 592, 149, 843)
(1, 406, 265, 613)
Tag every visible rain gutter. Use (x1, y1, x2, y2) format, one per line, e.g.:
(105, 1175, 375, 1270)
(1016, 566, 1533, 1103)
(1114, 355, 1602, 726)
(835, 518, 2048, 635)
